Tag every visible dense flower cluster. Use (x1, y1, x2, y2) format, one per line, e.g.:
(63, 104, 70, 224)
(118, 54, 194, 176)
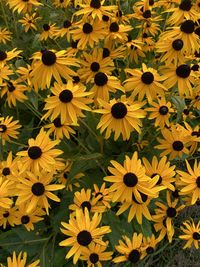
(0, 0, 200, 266)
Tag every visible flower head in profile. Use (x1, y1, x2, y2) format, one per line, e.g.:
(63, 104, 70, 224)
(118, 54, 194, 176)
(0, 116, 21, 145)
(0, 27, 12, 44)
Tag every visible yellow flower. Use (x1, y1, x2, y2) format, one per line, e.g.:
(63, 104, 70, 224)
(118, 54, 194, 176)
(0, 27, 12, 44)
(7, 251, 40, 267)
(18, 13, 40, 32)
(7, 0, 42, 14)
(179, 219, 200, 249)
(0, 116, 21, 145)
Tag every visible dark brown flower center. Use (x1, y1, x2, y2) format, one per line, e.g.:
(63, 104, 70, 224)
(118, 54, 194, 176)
(151, 173, 162, 185)
(102, 15, 109, 22)
(172, 39, 184, 51)
(179, 0, 192, 11)
(90, 62, 100, 72)
(95, 192, 103, 201)
(193, 232, 200, 240)
(141, 71, 154, 84)
(2, 167, 10, 176)
(159, 106, 169, 115)
(0, 124, 7, 133)
(146, 246, 154, 254)
(0, 51, 7, 61)
(180, 20, 195, 34)
(176, 64, 191, 78)
(172, 141, 184, 151)
(123, 172, 138, 187)
(7, 82, 16, 92)
(83, 23, 93, 34)
(103, 48, 110, 58)
(110, 22, 119, 32)
(89, 253, 99, 264)
(21, 215, 30, 224)
(3, 211, 9, 218)
(128, 249, 140, 263)
(143, 10, 151, 18)
(90, 0, 101, 8)
(111, 102, 127, 119)
(42, 50, 57, 66)
(31, 182, 45, 196)
(73, 76, 80, 83)
(43, 24, 50, 31)
(81, 201, 92, 212)
(28, 146, 42, 159)
(63, 20, 71, 28)
(196, 176, 200, 188)
(166, 207, 177, 218)
(77, 230, 92, 246)
(59, 90, 73, 103)
(191, 64, 199, 71)
(94, 72, 108, 86)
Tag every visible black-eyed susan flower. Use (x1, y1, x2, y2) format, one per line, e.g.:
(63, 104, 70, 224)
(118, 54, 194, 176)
(16, 64, 32, 86)
(146, 97, 174, 129)
(74, 0, 117, 20)
(179, 219, 200, 249)
(0, 64, 13, 86)
(80, 242, 113, 267)
(95, 96, 146, 140)
(142, 234, 160, 255)
(0, 27, 12, 44)
(55, 20, 72, 41)
(0, 116, 21, 145)
(16, 171, 65, 214)
(113, 233, 146, 264)
(156, 37, 186, 65)
(18, 13, 40, 32)
(59, 209, 111, 264)
(0, 48, 21, 66)
(0, 206, 18, 229)
(0, 177, 13, 209)
(161, 20, 200, 54)
(92, 183, 111, 209)
(42, 80, 92, 124)
(102, 38, 126, 59)
(78, 48, 114, 83)
(152, 191, 185, 243)
(104, 151, 159, 203)
(45, 117, 76, 140)
(1, 80, 28, 107)
(16, 128, 63, 173)
(116, 193, 152, 224)
(7, 251, 40, 267)
(7, 0, 42, 13)
(166, 0, 200, 26)
(155, 124, 191, 160)
(70, 19, 106, 49)
(0, 152, 19, 180)
(161, 63, 196, 97)
(91, 72, 124, 103)
(124, 63, 167, 103)
(39, 23, 58, 41)
(105, 20, 132, 43)
(69, 188, 106, 213)
(125, 38, 145, 64)
(15, 203, 45, 231)
(182, 122, 200, 154)
(178, 160, 200, 205)
(142, 156, 176, 191)
(30, 49, 79, 89)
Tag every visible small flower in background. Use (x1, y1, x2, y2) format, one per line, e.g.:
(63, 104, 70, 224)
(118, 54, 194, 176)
(0, 27, 12, 44)
(179, 219, 200, 249)
(18, 13, 41, 32)
(39, 23, 58, 41)
(113, 233, 146, 264)
(177, 160, 200, 205)
(0, 116, 21, 145)
(6, 251, 40, 267)
(7, 0, 42, 14)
